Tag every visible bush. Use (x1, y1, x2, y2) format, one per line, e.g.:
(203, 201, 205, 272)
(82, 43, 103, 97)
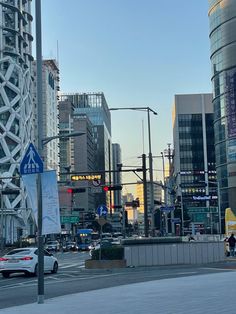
(91, 246, 124, 260)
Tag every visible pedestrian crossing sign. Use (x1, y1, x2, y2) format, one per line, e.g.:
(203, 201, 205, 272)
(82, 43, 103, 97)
(20, 143, 44, 175)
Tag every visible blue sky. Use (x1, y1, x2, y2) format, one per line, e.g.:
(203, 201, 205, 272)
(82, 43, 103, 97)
(36, 0, 212, 191)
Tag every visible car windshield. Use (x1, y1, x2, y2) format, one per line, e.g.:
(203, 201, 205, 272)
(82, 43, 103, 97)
(6, 249, 32, 255)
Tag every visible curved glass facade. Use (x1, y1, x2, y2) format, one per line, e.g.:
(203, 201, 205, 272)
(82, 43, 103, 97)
(209, 0, 236, 223)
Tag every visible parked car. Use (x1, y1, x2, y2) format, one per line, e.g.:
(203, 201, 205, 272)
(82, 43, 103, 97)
(0, 247, 58, 278)
(62, 241, 78, 252)
(45, 240, 60, 252)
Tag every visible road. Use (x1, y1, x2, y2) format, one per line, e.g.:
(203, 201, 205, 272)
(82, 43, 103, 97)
(0, 251, 235, 310)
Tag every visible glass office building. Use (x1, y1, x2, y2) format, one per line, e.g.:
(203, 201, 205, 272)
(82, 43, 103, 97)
(209, 0, 236, 227)
(173, 94, 218, 234)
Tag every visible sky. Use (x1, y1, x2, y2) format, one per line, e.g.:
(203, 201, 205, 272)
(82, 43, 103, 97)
(34, 0, 212, 193)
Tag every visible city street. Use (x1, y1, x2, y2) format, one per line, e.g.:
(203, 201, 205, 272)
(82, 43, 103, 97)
(1, 251, 236, 310)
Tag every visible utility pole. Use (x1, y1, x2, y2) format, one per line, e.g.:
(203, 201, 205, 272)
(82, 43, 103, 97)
(35, 0, 44, 304)
(164, 144, 174, 235)
(142, 154, 148, 237)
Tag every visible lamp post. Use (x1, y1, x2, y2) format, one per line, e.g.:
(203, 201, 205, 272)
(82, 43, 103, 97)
(109, 107, 157, 236)
(36, 0, 86, 303)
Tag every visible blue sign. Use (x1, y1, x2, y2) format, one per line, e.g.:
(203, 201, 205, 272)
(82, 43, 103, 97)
(160, 206, 175, 212)
(97, 205, 108, 217)
(20, 143, 44, 175)
(171, 218, 181, 223)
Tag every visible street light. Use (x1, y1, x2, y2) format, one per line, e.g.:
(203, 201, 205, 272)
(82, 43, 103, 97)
(35, 0, 85, 303)
(42, 131, 85, 145)
(109, 107, 157, 236)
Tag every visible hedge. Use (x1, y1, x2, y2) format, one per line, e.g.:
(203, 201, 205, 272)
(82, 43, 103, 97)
(91, 246, 124, 260)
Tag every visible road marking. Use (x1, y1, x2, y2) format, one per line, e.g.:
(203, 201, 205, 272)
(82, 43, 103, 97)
(60, 263, 83, 269)
(201, 267, 236, 271)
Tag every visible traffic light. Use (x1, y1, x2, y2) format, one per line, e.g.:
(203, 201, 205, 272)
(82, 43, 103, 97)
(67, 188, 86, 193)
(103, 185, 122, 191)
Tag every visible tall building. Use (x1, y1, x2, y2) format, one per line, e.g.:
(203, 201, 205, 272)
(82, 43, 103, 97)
(72, 114, 95, 212)
(60, 92, 112, 210)
(58, 99, 74, 182)
(0, 0, 34, 242)
(32, 59, 60, 172)
(172, 94, 218, 234)
(208, 0, 236, 229)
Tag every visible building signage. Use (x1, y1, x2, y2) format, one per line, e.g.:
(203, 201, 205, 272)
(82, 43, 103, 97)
(71, 174, 102, 181)
(192, 195, 217, 201)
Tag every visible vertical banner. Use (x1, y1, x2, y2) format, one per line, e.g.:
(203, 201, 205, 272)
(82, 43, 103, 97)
(22, 174, 38, 224)
(41, 170, 61, 235)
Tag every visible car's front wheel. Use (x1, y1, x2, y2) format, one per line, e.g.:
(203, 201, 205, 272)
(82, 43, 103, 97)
(51, 262, 58, 274)
(2, 272, 10, 278)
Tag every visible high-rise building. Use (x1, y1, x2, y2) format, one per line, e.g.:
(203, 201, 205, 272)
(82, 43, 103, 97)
(0, 0, 34, 242)
(32, 59, 60, 172)
(72, 114, 95, 212)
(60, 92, 112, 210)
(58, 99, 74, 182)
(208, 0, 236, 228)
(172, 94, 218, 234)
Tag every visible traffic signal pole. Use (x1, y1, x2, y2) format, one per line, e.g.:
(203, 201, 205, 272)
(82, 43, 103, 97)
(142, 154, 149, 237)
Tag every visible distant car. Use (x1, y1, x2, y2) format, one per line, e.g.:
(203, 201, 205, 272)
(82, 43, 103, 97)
(113, 232, 123, 239)
(62, 241, 78, 252)
(45, 240, 60, 252)
(0, 247, 58, 278)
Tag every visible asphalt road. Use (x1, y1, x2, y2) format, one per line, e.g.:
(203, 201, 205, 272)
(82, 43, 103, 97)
(0, 251, 235, 310)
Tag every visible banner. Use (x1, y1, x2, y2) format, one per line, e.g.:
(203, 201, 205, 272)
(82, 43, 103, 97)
(22, 171, 61, 235)
(22, 174, 38, 224)
(41, 170, 61, 235)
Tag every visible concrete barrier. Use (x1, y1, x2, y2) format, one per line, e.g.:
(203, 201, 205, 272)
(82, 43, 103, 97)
(123, 241, 225, 267)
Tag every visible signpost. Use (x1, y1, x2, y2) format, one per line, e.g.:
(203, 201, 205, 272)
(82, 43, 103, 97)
(97, 204, 108, 217)
(20, 142, 44, 304)
(20, 143, 44, 175)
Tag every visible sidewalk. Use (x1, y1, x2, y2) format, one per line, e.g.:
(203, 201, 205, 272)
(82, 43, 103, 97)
(0, 270, 236, 313)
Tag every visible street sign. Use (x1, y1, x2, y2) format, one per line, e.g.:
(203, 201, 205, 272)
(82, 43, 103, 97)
(96, 217, 107, 226)
(92, 178, 101, 187)
(160, 206, 175, 212)
(171, 218, 181, 223)
(91, 187, 102, 193)
(97, 204, 108, 217)
(61, 216, 80, 223)
(20, 143, 43, 175)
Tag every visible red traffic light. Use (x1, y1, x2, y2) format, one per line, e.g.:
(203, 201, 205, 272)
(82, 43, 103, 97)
(67, 188, 73, 193)
(103, 185, 122, 192)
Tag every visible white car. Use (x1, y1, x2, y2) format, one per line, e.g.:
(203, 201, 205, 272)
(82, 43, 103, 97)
(0, 247, 58, 278)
